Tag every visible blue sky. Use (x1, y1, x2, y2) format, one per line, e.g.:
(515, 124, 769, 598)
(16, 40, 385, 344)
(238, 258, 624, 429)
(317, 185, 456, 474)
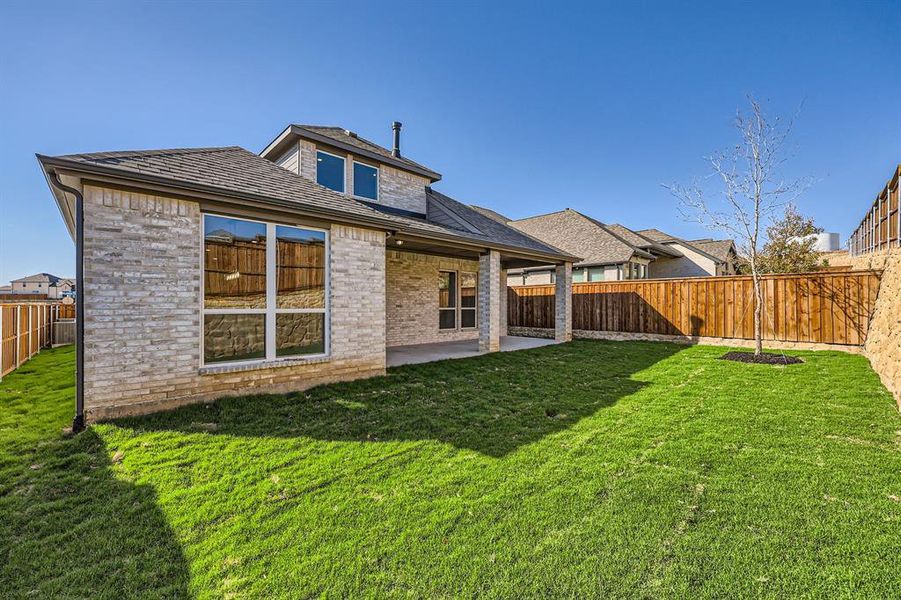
(1, 0, 899, 283)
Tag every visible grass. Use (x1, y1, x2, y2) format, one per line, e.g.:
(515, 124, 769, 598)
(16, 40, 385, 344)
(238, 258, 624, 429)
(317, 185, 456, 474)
(1, 341, 899, 598)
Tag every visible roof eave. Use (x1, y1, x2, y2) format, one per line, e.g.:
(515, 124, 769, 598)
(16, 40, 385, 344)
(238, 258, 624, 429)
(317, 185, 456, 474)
(36, 155, 575, 264)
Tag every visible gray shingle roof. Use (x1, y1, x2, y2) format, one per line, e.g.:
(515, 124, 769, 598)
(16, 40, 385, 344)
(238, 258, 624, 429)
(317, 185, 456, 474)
(606, 224, 682, 257)
(468, 205, 511, 224)
(40, 146, 572, 262)
(11, 272, 62, 284)
(508, 209, 650, 266)
(294, 125, 441, 181)
(689, 239, 735, 261)
(637, 228, 734, 263)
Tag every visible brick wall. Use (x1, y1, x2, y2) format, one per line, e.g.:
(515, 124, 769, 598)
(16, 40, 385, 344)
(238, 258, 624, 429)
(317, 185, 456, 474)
(378, 165, 428, 214)
(386, 250, 480, 347)
(862, 249, 901, 408)
(82, 184, 387, 420)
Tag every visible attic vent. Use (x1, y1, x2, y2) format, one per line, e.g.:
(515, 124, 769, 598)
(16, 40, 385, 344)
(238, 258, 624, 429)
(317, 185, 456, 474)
(344, 130, 358, 138)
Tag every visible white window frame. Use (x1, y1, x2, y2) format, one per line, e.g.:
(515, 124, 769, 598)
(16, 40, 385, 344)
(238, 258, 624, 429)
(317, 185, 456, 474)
(316, 150, 346, 193)
(438, 270, 458, 331)
(201, 213, 330, 368)
(352, 160, 379, 201)
(460, 271, 478, 330)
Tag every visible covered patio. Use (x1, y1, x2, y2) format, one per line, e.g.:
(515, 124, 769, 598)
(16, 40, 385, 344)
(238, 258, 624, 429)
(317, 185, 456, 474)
(387, 335, 558, 367)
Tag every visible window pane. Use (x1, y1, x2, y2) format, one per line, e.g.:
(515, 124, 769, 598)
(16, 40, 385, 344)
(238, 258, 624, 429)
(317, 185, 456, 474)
(588, 267, 605, 282)
(353, 162, 378, 200)
(276, 225, 326, 309)
(204, 215, 267, 309)
(276, 313, 325, 357)
(317, 151, 345, 192)
(204, 314, 265, 364)
(461, 272, 476, 308)
(572, 268, 585, 283)
(439, 309, 456, 330)
(439, 272, 456, 308)
(461, 309, 476, 328)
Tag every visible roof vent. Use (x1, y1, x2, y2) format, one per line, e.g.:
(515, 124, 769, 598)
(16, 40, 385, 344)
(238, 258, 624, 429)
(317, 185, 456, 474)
(392, 121, 402, 157)
(344, 129, 358, 138)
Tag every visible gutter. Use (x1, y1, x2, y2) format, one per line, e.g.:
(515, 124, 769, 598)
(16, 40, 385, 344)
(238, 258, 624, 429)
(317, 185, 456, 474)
(47, 172, 85, 433)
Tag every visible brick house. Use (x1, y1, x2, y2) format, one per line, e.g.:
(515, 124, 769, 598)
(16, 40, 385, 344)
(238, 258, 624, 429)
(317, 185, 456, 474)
(482, 208, 736, 284)
(500, 209, 681, 284)
(38, 122, 577, 425)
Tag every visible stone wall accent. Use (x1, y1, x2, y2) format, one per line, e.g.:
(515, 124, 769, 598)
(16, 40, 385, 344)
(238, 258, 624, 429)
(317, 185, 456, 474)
(386, 250, 480, 347)
(82, 185, 387, 421)
(379, 165, 429, 214)
(479, 250, 500, 352)
(555, 263, 572, 342)
(862, 249, 901, 407)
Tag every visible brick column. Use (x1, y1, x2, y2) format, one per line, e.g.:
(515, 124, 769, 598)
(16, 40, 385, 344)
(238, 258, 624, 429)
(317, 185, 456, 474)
(479, 250, 501, 352)
(499, 268, 508, 337)
(555, 262, 572, 342)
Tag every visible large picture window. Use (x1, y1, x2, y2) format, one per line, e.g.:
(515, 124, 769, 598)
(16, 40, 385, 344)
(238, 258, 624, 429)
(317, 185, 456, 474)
(203, 214, 328, 365)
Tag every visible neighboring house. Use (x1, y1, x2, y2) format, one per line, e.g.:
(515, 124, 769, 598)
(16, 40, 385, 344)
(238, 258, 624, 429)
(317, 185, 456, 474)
(38, 122, 578, 422)
(8, 273, 75, 299)
(637, 229, 737, 278)
(503, 209, 681, 285)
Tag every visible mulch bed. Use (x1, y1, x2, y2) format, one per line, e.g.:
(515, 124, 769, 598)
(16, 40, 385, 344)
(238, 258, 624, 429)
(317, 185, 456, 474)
(719, 351, 804, 365)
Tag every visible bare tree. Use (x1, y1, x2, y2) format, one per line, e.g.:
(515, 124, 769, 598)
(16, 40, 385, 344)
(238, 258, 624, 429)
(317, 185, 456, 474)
(665, 97, 810, 355)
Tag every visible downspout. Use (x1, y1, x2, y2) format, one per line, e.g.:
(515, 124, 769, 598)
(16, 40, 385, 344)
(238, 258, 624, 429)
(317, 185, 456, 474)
(48, 172, 85, 433)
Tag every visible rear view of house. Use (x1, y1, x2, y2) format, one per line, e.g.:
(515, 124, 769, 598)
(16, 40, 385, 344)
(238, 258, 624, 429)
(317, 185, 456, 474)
(38, 122, 577, 424)
(637, 229, 737, 278)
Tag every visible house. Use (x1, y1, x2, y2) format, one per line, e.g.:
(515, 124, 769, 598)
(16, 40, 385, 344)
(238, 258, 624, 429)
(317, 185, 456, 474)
(7, 273, 75, 299)
(503, 209, 682, 285)
(37, 122, 578, 425)
(636, 229, 737, 277)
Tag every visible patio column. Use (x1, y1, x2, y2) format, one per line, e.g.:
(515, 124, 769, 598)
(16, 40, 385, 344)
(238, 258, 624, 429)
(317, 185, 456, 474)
(479, 250, 501, 352)
(555, 262, 572, 342)
(499, 268, 508, 337)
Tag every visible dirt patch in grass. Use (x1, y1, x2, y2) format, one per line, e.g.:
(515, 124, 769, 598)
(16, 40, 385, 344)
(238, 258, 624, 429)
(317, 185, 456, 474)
(719, 351, 804, 365)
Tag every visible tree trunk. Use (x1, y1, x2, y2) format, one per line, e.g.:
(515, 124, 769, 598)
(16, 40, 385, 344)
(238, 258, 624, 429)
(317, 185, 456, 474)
(751, 270, 763, 355)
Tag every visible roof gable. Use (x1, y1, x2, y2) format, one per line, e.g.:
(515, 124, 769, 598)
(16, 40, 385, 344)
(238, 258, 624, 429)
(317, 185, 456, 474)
(261, 124, 441, 182)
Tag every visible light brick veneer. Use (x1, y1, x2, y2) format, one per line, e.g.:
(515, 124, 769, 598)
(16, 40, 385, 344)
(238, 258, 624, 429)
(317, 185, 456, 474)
(378, 165, 429, 214)
(386, 250, 481, 347)
(82, 184, 386, 421)
(555, 263, 573, 342)
(479, 250, 500, 352)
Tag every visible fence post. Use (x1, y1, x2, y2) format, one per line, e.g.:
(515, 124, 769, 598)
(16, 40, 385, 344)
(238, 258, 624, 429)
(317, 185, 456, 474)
(0, 306, 3, 382)
(15, 305, 21, 368)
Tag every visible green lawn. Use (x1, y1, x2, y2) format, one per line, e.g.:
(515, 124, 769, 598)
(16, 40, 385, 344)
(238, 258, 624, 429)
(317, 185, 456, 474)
(1, 342, 899, 598)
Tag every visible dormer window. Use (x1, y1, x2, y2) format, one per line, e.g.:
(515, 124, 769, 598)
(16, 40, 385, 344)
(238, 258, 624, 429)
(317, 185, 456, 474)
(316, 151, 345, 193)
(353, 161, 378, 201)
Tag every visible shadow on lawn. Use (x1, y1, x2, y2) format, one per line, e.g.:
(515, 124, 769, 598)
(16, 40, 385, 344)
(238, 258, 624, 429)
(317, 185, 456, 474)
(121, 340, 684, 458)
(0, 359, 190, 598)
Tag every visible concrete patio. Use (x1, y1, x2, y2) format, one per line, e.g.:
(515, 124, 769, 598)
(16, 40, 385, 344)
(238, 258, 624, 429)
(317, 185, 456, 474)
(387, 335, 558, 367)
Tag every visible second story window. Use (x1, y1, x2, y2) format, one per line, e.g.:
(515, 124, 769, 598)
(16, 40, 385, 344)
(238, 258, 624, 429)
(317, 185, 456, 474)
(316, 151, 345, 193)
(353, 162, 378, 201)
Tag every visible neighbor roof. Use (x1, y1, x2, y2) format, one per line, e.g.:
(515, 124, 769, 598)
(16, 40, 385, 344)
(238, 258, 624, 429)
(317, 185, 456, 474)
(260, 124, 442, 182)
(37, 146, 574, 264)
(606, 224, 682, 258)
(636, 228, 733, 264)
(508, 209, 654, 266)
(11, 272, 63, 284)
(689, 239, 735, 262)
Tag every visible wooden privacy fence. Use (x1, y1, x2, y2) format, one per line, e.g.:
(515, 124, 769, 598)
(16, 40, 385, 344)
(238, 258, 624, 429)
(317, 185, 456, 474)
(0, 303, 71, 379)
(508, 271, 883, 347)
(849, 164, 900, 255)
